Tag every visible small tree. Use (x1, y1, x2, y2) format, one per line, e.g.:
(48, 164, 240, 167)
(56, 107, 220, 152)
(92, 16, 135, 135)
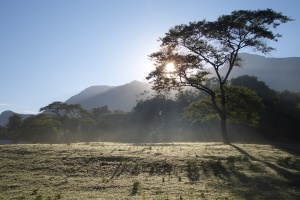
(146, 9, 292, 144)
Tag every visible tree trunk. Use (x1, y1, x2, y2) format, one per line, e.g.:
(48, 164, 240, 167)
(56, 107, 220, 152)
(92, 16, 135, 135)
(220, 115, 230, 144)
(220, 83, 230, 145)
(211, 88, 230, 144)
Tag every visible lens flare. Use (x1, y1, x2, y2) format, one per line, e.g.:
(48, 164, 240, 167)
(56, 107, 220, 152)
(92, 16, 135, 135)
(165, 62, 175, 72)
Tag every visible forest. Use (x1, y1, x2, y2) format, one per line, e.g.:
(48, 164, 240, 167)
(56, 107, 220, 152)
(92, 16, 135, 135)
(0, 75, 299, 144)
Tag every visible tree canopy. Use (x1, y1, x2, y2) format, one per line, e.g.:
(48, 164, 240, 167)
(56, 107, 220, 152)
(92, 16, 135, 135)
(184, 85, 264, 127)
(39, 101, 89, 141)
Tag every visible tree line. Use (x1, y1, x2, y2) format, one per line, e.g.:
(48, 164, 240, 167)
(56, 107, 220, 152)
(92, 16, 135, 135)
(0, 75, 299, 143)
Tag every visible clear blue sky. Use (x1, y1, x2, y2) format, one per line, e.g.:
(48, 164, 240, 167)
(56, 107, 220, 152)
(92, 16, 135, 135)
(1, 0, 299, 114)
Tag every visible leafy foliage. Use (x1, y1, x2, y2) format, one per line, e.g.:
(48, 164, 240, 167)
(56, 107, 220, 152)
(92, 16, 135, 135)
(184, 86, 264, 127)
(231, 75, 277, 104)
(20, 114, 60, 142)
(232, 75, 300, 141)
(0, 126, 7, 139)
(91, 106, 111, 121)
(6, 114, 23, 140)
(39, 101, 90, 141)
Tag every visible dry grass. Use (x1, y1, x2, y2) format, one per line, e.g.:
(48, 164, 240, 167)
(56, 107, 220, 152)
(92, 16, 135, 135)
(0, 142, 299, 199)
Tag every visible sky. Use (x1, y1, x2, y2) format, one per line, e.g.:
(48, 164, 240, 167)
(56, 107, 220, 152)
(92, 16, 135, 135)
(0, 0, 299, 114)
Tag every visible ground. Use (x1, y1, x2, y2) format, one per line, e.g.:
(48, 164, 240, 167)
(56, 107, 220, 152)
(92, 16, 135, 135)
(0, 142, 299, 199)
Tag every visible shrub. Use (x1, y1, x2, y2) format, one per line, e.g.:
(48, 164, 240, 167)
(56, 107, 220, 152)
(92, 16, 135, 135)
(131, 181, 141, 195)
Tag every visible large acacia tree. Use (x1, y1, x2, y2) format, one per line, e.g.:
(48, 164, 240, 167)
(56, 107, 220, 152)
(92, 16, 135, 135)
(146, 9, 292, 144)
(40, 101, 89, 141)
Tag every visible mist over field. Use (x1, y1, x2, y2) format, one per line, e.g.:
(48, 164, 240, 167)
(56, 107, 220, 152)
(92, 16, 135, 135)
(1, 72, 299, 145)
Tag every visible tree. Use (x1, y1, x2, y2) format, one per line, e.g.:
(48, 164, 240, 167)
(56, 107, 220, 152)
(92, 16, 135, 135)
(20, 114, 60, 143)
(231, 75, 300, 141)
(146, 9, 292, 144)
(184, 85, 264, 127)
(6, 114, 23, 140)
(231, 75, 276, 99)
(133, 94, 179, 142)
(0, 126, 7, 139)
(91, 106, 111, 121)
(40, 101, 89, 141)
(175, 89, 207, 111)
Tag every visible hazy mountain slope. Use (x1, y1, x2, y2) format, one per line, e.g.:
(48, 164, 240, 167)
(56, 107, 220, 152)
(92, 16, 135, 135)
(0, 111, 32, 126)
(67, 81, 153, 111)
(66, 85, 114, 104)
(218, 53, 300, 92)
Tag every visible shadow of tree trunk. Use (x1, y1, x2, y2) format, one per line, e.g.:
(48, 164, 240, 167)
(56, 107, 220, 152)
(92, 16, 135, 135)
(230, 144, 300, 186)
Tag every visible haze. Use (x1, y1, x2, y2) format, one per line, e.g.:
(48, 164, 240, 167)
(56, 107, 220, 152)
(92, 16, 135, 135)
(0, 0, 299, 114)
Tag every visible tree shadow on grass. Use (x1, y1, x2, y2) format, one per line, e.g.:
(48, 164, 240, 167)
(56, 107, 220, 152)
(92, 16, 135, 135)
(273, 143, 300, 157)
(226, 171, 297, 199)
(226, 144, 300, 199)
(230, 144, 300, 186)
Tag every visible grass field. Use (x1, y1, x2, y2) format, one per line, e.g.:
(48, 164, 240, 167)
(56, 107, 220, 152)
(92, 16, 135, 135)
(0, 142, 299, 199)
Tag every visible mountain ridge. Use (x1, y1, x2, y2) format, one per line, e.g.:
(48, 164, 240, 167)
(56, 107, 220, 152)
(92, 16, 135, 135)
(218, 53, 300, 92)
(0, 111, 32, 126)
(65, 80, 153, 111)
(66, 85, 115, 104)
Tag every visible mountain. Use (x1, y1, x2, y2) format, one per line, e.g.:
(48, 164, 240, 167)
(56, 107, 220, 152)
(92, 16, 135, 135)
(0, 111, 32, 126)
(66, 85, 114, 104)
(65, 80, 153, 111)
(217, 53, 300, 92)
(65, 54, 299, 112)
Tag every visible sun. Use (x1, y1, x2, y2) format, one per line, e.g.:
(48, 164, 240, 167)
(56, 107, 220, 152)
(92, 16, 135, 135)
(165, 62, 175, 72)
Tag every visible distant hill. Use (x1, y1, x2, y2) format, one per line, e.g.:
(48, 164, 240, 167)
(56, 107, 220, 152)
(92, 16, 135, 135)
(65, 81, 154, 111)
(217, 53, 300, 92)
(0, 111, 32, 126)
